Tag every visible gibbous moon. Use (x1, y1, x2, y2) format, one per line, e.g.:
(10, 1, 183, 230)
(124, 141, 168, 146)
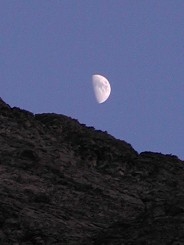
(92, 74, 111, 103)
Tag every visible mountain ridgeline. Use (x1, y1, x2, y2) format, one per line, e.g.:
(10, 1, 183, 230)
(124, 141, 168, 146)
(0, 97, 184, 245)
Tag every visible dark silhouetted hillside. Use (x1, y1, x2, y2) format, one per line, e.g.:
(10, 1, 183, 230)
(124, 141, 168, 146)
(0, 97, 184, 245)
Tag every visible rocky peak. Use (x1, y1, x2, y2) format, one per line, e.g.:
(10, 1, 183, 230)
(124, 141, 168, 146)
(0, 97, 11, 109)
(0, 98, 184, 244)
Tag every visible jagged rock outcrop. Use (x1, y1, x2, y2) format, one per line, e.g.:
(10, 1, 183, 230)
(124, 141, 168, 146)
(0, 97, 184, 245)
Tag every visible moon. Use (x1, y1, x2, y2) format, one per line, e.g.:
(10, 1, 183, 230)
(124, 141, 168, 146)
(92, 74, 111, 103)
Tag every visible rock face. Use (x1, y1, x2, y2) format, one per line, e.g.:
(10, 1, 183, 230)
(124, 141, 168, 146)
(0, 97, 184, 245)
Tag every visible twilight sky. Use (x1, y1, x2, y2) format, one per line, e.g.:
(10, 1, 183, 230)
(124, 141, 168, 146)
(1, 1, 184, 159)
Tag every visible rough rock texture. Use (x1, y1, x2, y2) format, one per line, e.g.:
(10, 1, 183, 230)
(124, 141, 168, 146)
(0, 97, 184, 245)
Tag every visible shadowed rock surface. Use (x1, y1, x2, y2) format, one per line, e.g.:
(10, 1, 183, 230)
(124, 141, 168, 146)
(0, 97, 184, 245)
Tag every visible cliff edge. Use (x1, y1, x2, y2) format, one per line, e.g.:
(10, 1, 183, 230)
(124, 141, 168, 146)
(0, 98, 184, 244)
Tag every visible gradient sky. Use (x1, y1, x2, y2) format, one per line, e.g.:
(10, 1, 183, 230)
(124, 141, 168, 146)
(1, 1, 184, 159)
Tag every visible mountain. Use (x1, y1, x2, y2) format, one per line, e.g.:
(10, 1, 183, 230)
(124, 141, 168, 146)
(0, 97, 184, 245)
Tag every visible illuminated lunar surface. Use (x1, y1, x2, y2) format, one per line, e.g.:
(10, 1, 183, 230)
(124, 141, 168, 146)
(92, 74, 111, 103)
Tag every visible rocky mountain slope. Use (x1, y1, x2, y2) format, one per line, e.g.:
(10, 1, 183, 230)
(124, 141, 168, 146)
(0, 97, 184, 245)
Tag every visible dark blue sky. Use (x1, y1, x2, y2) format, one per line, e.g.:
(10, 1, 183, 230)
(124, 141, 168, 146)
(1, 1, 184, 159)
